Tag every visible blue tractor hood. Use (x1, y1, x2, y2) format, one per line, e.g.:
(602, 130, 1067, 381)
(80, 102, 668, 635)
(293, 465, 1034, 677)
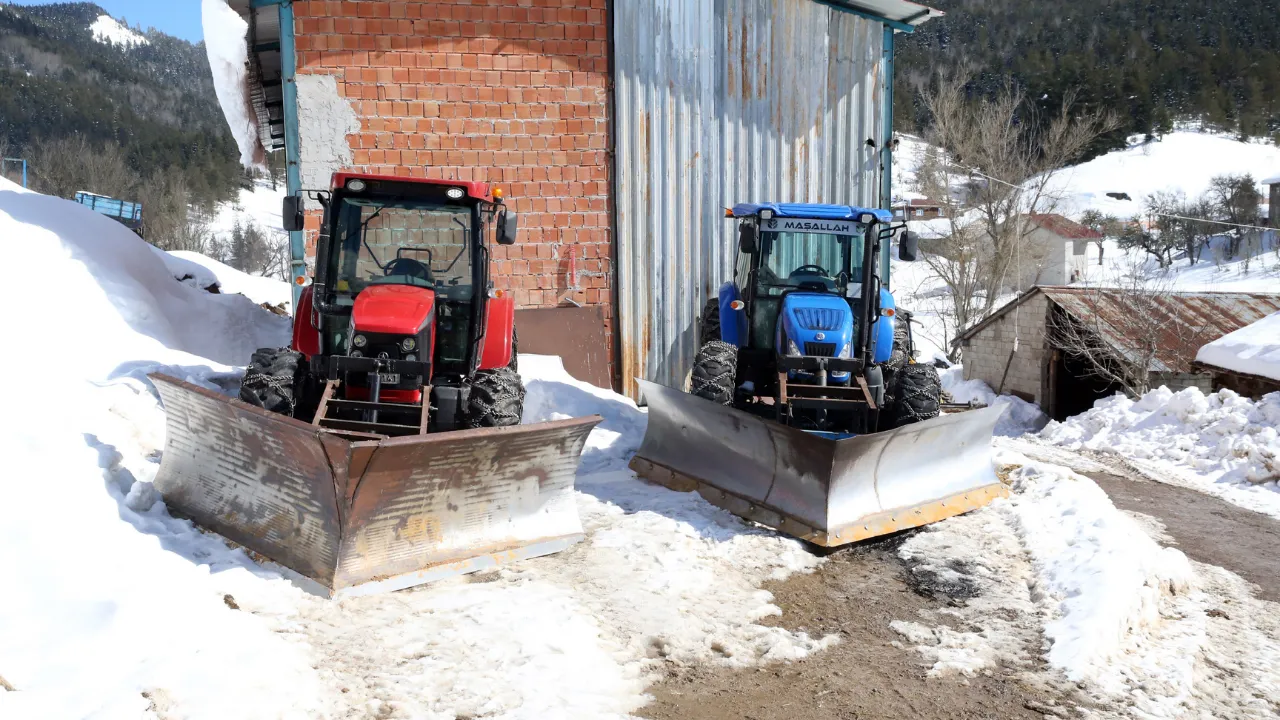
(777, 293, 855, 363)
(731, 203, 894, 223)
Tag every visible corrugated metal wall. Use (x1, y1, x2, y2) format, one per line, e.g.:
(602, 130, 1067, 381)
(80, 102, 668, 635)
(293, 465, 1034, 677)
(614, 0, 887, 399)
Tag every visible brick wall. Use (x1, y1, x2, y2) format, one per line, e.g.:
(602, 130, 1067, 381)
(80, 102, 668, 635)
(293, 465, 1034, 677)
(961, 293, 1051, 405)
(291, 0, 613, 367)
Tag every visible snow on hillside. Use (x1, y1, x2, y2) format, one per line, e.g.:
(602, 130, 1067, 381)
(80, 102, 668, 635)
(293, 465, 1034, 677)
(158, 249, 292, 310)
(1046, 131, 1280, 218)
(1040, 386, 1280, 520)
(1196, 311, 1280, 382)
(90, 15, 147, 48)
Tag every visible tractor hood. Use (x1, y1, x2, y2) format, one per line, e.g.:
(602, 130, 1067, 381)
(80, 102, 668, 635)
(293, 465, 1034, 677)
(352, 284, 436, 335)
(778, 293, 854, 358)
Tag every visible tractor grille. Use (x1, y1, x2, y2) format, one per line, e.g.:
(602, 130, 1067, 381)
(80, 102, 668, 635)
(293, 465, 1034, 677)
(793, 308, 843, 331)
(804, 342, 837, 357)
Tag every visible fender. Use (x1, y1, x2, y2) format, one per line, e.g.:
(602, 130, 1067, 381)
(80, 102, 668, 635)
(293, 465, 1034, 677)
(717, 281, 749, 348)
(478, 294, 515, 370)
(292, 286, 321, 358)
(871, 288, 896, 364)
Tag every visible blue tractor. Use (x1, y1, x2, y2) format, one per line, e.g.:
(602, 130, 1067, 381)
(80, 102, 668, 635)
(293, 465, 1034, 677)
(631, 203, 1005, 548)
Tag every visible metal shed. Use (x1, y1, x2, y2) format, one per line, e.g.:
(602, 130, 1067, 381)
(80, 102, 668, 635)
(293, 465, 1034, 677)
(612, 0, 938, 399)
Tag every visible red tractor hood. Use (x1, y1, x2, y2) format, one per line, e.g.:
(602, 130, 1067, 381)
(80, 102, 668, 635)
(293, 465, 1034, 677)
(352, 285, 436, 335)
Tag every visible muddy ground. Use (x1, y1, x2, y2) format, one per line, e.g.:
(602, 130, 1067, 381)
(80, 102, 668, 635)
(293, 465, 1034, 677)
(1085, 470, 1280, 603)
(638, 535, 1075, 720)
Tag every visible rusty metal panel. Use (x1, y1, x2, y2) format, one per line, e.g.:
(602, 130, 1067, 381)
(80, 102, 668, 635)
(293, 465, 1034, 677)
(151, 375, 343, 586)
(335, 417, 598, 590)
(1041, 288, 1280, 373)
(151, 374, 602, 596)
(515, 306, 611, 389)
(614, 0, 887, 399)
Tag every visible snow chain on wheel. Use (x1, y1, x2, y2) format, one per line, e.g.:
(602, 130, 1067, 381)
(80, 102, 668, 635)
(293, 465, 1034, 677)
(466, 366, 525, 428)
(239, 347, 302, 416)
(690, 340, 737, 406)
(699, 298, 722, 347)
(890, 363, 942, 427)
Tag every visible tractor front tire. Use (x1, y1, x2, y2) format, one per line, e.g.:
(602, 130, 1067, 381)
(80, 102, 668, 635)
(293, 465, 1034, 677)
(466, 366, 525, 428)
(240, 348, 302, 416)
(889, 363, 942, 427)
(690, 340, 737, 406)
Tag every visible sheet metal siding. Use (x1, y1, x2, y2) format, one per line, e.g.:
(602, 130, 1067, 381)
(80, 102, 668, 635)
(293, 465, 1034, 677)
(615, 0, 886, 399)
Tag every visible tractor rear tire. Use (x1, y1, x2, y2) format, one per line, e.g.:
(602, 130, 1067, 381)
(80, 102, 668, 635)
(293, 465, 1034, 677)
(466, 366, 525, 428)
(889, 363, 941, 428)
(240, 348, 302, 416)
(690, 340, 737, 406)
(699, 297, 721, 347)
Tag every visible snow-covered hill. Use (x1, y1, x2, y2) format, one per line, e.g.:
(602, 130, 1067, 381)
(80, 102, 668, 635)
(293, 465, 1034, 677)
(90, 14, 147, 48)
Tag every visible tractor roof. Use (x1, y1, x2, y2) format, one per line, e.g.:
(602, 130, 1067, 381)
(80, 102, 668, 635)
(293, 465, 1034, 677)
(331, 172, 494, 201)
(731, 203, 893, 223)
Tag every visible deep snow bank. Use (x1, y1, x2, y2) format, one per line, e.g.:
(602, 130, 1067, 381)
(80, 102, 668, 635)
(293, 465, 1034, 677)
(940, 366, 1048, 436)
(1040, 386, 1280, 519)
(158, 249, 292, 310)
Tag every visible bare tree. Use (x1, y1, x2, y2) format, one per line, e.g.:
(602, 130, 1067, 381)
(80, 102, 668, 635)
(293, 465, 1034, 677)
(1205, 173, 1262, 259)
(1078, 209, 1122, 266)
(227, 219, 289, 278)
(1047, 261, 1215, 396)
(913, 69, 1120, 349)
(30, 136, 138, 200)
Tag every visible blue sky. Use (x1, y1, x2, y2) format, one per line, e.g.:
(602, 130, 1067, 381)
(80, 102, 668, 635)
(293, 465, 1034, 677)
(7, 0, 203, 42)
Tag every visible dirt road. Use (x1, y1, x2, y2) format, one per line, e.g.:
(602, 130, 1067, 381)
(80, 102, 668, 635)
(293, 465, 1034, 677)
(1086, 470, 1280, 602)
(638, 535, 1073, 720)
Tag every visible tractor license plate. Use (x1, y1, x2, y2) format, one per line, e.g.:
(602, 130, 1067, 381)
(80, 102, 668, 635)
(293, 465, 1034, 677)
(378, 373, 400, 385)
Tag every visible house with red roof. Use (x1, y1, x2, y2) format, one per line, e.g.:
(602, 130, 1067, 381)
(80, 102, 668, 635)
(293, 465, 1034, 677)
(1009, 213, 1104, 289)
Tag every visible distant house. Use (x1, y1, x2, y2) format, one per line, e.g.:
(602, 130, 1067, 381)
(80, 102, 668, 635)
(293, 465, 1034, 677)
(1193, 311, 1280, 399)
(983, 214, 1102, 290)
(893, 198, 947, 220)
(1264, 174, 1280, 228)
(953, 287, 1280, 420)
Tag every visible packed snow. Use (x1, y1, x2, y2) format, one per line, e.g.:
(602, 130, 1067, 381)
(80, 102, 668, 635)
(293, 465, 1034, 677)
(157, 249, 291, 309)
(202, 0, 266, 168)
(1040, 386, 1280, 520)
(90, 14, 147, 48)
(1196, 311, 1280, 382)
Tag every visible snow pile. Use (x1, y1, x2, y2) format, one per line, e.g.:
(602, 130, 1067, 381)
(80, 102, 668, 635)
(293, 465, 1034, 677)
(940, 366, 1048, 436)
(159, 249, 292, 310)
(201, 0, 266, 168)
(1196, 311, 1280, 382)
(90, 14, 147, 48)
(1040, 386, 1280, 518)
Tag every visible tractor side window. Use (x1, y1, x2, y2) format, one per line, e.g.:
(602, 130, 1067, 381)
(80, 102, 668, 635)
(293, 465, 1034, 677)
(755, 231, 862, 297)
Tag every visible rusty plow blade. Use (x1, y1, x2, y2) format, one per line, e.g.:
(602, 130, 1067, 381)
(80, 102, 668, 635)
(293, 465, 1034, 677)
(149, 374, 601, 597)
(629, 379, 1006, 546)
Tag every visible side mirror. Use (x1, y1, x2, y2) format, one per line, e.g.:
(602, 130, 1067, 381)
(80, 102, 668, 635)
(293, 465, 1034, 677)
(899, 231, 919, 262)
(497, 210, 518, 245)
(738, 225, 758, 254)
(282, 195, 304, 232)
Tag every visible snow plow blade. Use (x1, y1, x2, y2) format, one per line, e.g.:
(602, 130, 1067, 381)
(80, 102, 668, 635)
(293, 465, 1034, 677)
(629, 379, 1005, 546)
(149, 374, 600, 597)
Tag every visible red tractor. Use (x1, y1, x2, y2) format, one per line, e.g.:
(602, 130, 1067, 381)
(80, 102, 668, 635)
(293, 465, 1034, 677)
(242, 173, 524, 434)
(147, 173, 599, 597)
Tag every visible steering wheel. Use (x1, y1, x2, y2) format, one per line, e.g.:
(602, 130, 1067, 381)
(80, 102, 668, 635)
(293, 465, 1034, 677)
(793, 264, 829, 276)
(383, 257, 433, 283)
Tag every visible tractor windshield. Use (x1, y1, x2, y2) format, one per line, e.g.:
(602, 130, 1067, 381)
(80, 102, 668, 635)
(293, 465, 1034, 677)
(756, 229, 864, 297)
(331, 199, 475, 300)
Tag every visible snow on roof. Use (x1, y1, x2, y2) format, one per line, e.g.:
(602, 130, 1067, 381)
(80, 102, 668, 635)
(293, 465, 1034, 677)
(1029, 213, 1103, 240)
(90, 15, 147, 48)
(1262, 173, 1280, 185)
(1195, 311, 1280, 382)
(201, 0, 266, 169)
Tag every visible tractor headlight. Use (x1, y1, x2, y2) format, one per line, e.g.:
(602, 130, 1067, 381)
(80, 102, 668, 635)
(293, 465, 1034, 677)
(787, 339, 801, 356)
(352, 334, 367, 348)
(350, 349, 363, 358)
(405, 353, 416, 362)
(401, 337, 417, 352)
(840, 342, 851, 358)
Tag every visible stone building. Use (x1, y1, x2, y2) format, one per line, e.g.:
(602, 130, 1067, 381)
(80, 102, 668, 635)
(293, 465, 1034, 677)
(954, 287, 1280, 420)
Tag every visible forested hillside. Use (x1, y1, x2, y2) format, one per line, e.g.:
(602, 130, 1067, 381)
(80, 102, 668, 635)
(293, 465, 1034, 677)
(895, 0, 1280, 155)
(0, 2, 241, 207)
